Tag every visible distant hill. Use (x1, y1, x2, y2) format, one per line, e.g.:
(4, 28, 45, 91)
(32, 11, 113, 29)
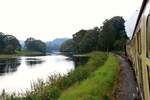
(46, 38, 69, 52)
(19, 40, 25, 48)
(19, 38, 69, 52)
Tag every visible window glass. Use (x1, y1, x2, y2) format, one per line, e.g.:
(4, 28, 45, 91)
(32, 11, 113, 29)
(138, 58, 144, 96)
(137, 31, 141, 54)
(147, 66, 150, 92)
(138, 58, 143, 87)
(147, 16, 150, 58)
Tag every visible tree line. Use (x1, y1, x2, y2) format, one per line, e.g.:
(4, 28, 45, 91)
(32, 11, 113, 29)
(0, 32, 46, 54)
(25, 37, 46, 53)
(60, 16, 129, 53)
(0, 16, 128, 54)
(0, 32, 21, 54)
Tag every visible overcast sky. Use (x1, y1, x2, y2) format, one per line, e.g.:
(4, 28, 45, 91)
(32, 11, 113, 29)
(0, 0, 142, 41)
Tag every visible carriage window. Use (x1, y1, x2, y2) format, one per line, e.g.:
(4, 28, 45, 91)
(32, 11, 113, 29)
(147, 66, 150, 91)
(137, 31, 141, 54)
(138, 58, 143, 89)
(147, 16, 150, 58)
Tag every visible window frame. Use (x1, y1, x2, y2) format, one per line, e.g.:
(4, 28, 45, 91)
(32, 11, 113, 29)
(146, 14, 150, 58)
(137, 30, 142, 54)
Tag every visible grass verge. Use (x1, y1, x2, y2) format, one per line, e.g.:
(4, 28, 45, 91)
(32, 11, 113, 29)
(15, 50, 45, 56)
(0, 50, 45, 58)
(59, 53, 118, 100)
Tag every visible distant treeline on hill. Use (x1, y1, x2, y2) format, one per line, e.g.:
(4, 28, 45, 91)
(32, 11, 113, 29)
(0, 16, 129, 54)
(46, 38, 69, 53)
(60, 16, 129, 53)
(0, 32, 46, 54)
(25, 37, 46, 53)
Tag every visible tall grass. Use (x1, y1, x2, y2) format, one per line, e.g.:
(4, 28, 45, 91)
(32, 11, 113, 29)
(59, 53, 118, 100)
(0, 52, 108, 100)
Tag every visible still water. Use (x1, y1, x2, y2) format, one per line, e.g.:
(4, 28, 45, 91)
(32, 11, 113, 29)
(0, 54, 74, 93)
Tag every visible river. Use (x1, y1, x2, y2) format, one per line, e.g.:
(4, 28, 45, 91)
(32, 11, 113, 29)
(0, 54, 75, 94)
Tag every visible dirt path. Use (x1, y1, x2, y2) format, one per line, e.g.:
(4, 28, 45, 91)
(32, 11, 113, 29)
(113, 55, 140, 100)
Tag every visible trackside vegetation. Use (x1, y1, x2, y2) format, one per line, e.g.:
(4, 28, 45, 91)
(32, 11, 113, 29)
(0, 52, 112, 100)
(59, 53, 118, 100)
(60, 16, 128, 54)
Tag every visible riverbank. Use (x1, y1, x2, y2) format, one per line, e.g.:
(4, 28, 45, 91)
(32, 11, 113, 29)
(0, 50, 45, 58)
(59, 53, 118, 100)
(16, 50, 45, 56)
(0, 52, 119, 100)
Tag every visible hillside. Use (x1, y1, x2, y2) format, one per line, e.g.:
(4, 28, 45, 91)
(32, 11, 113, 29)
(46, 38, 69, 52)
(19, 40, 25, 48)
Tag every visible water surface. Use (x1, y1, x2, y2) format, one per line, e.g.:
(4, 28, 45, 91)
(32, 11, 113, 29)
(0, 54, 74, 93)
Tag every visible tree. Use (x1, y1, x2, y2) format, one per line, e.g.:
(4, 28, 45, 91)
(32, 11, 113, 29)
(25, 37, 46, 53)
(73, 30, 87, 43)
(0, 33, 21, 54)
(0, 32, 5, 53)
(97, 16, 128, 51)
(63, 16, 128, 54)
(60, 39, 75, 52)
(73, 28, 99, 53)
(98, 20, 117, 51)
(3, 35, 21, 53)
(77, 29, 99, 53)
(25, 37, 35, 51)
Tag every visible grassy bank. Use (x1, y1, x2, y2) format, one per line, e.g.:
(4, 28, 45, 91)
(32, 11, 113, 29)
(0, 54, 16, 58)
(15, 50, 45, 56)
(0, 52, 119, 100)
(0, 50, 45, 58)
(23, 52, 108, 100)
(59, 53, 118, 100)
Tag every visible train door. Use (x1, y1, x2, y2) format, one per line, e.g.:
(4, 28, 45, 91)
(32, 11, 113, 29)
(145, 14, 150, 100)
(137, 30, 144, 98)
(136, 29, 143, 91)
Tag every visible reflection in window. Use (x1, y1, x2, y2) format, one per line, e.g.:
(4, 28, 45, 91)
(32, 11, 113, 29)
(147, 16, 150, 58)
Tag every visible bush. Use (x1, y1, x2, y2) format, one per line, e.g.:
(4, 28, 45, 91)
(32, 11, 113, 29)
(48, 86, 60, 100)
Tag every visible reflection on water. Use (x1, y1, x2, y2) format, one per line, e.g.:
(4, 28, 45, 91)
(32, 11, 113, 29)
(0, 54, 74, 93)
(0, 58, 20, 76)
(73, 56, 89, 67)
(26, 58, 44, 67)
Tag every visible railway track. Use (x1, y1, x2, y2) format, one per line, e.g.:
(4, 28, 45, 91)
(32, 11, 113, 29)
(113, 55, 140, 100)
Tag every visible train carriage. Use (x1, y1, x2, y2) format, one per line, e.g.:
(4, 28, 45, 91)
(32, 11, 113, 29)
(126, 0, 150, 99)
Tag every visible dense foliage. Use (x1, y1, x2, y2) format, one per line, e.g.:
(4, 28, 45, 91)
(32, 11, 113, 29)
(98, 16, 128, 51)
(73, 28, 99, 53)
(0, 32, 21, 54)
(59, 54, 118, 100)
(61, 16, 128, 54)
(25, 37, 46, 53)
(46, 38, 69, 52)
(60, 39, 75, 52)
